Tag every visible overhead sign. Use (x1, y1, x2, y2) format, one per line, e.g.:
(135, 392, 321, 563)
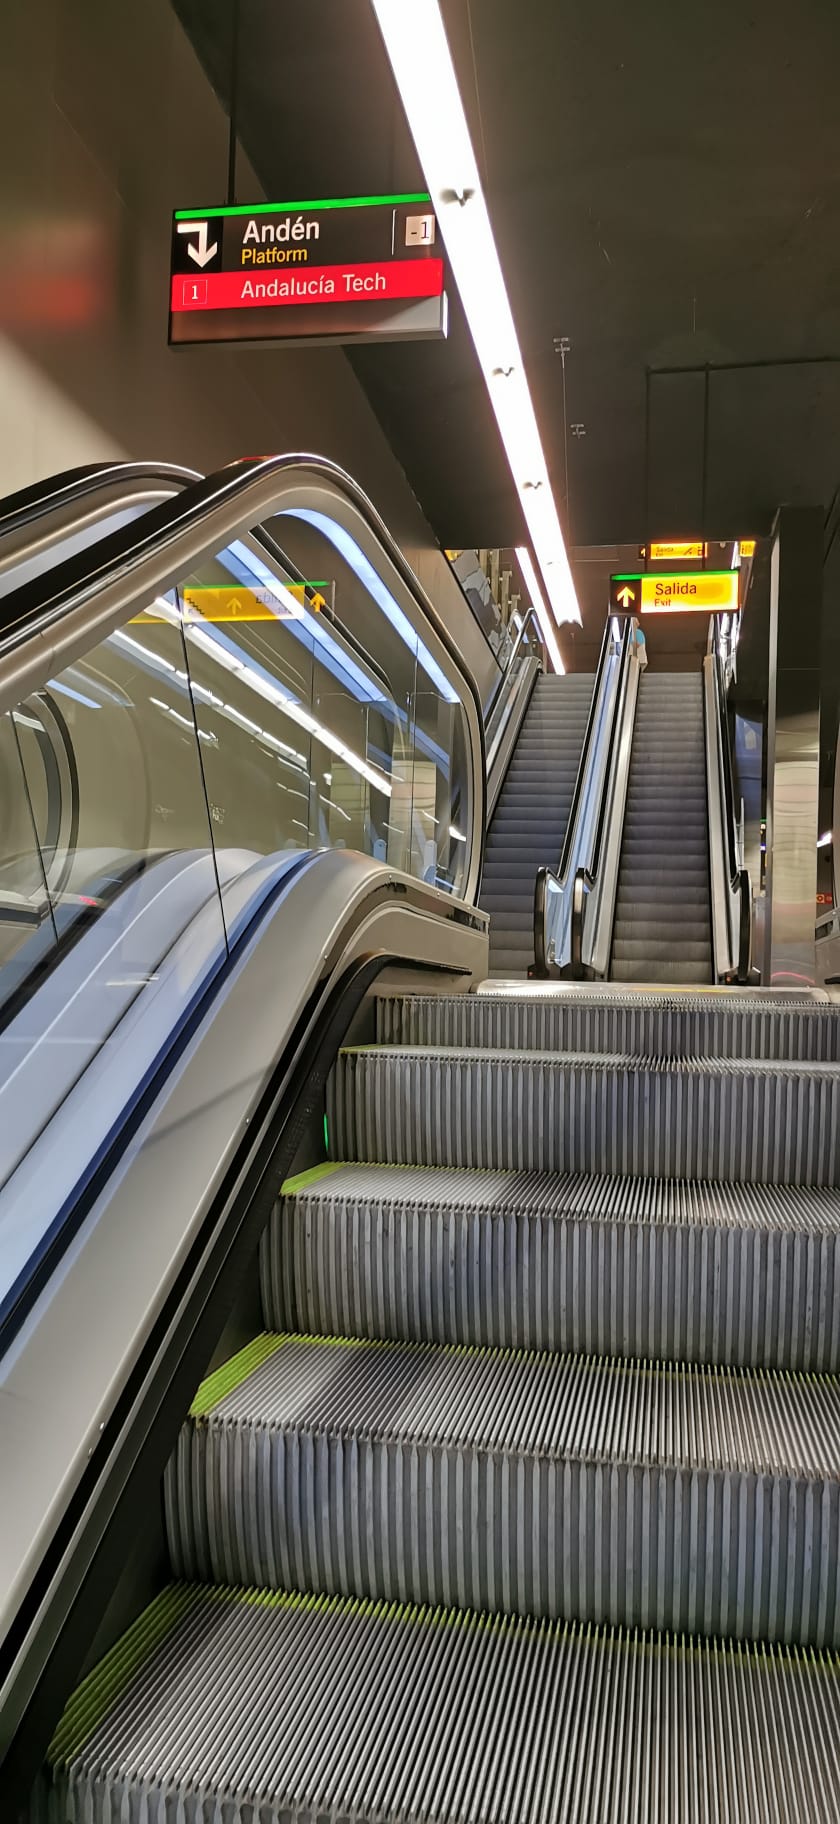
(169, 192, 447, 348)
(645, 541, 707, 562)
(134, 583, 328, 624)
(610, 571, 739, 614)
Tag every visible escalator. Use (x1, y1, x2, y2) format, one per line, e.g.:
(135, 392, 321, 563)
(479, 671, 594, 975)
(536, 618, 751, 988)
(0, 465, 838, 1821)
(610, 670, 713, 983)
(31, 986, 840, 1822)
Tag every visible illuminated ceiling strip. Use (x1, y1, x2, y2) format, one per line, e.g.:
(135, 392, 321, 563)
(113, 614, 392, 798)
(516, 548, 564, 674)
(281, 507, 461, 704)
(371, 0, 581, 627)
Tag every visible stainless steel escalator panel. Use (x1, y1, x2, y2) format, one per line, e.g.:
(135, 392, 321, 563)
(375, 986, 840, 1058)
(166, 1327, 840, 1644)
(268, 1161, 840, 1370)
(329, 1042, 840, 1184)
(34, 1583, 840, 1824)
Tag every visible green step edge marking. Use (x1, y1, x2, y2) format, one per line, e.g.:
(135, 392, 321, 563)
(190, 1333, 287, 1418)
(281, 1159, 342, 1197)
(49, 1583, 200, 1769)
(174, 191, 430, 221)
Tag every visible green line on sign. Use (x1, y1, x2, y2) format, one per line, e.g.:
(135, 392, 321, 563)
(613, 571, 732, 582)
(174, 192, 432, 222)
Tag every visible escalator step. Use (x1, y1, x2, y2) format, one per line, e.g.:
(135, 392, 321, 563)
(165, 1330, 840, 1644)
(611, 958, 715, 984)
(329, 1046, 840, 1184)
(609, 671, 712, 985)
(376, 991, 840, 1061)
(267, 1162, 840, 1371)
(37, 1583, 840, 1824)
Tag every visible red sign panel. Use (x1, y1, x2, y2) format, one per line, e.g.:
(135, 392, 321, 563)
(171, 258, 444, 316)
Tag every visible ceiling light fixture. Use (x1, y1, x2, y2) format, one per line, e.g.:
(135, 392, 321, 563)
(516, 547, 565, 674)
(370, 0, 580, 627)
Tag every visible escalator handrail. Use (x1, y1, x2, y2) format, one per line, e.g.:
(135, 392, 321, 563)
(0, 462, 200, 572)
(556, 617, 617, 881)
(712, 643, 740, 889)
(481, 604, 545, 725)
(249, 518, 393, 703)
(0, 453, 488, 901)
(0, 455, 480, 711)
(582, 618, 634, 887)
(484, 605, 546, 748)
(710, 623, 751, 980)
(533, 618, 633, 977)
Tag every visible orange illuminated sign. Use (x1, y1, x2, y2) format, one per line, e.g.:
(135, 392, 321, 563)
(739, 539, 756, 558)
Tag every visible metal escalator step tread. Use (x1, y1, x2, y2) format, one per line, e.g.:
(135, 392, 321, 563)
(166, 1331, 840, 1644)
(328, 1047, 840, 1184)
(374, 993, 840, 1060)
(611, 943, 712, 964)
(40, 1584, 840, 1824)
(266, 1163, 840, 1369)
(612, 903, 711, 923)
(612, 919, 711, 937)
(611, 962, 715, 984)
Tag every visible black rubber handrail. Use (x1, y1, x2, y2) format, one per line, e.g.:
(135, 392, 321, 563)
(583, 618, 634, 887)
(483, 605, 546, 724)
(0, 462, 199, 549)
(710, 622, 751, 980)
(556, 617, 616, 881)
(533, 617, 633, 977)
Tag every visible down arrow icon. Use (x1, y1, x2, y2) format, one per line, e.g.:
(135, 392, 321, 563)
(177, 221, 219, 268)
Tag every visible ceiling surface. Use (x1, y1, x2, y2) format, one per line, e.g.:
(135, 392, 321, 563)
(174, 0, 840, 577)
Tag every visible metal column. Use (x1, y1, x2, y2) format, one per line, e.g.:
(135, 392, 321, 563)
(764, 506, 822, 985)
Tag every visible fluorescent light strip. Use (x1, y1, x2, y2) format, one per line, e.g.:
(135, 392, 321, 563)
(281, 507, 461, 704)
(223, 540, 386, 705)
(371, 0, 580, 627)
(119, 605, 391, 797)
(516, 547, 564, 674)
(181, 619, 393, 798)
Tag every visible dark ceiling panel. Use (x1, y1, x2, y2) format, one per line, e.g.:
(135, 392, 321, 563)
(173, 0, 840, 553)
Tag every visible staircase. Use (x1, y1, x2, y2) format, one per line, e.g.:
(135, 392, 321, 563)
(611, 671, 713, 983)
(480, 672, 593, 976)
(36, 987, 840, 1823)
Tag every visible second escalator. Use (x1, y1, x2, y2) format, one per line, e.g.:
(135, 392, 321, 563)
(480, 671, 593, 976)
(610, 669, 712, 984)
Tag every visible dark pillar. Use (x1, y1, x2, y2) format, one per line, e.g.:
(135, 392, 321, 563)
(764, 506, 823, 985)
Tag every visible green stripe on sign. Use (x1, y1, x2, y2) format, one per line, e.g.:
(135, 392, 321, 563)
(174, 192, 431, 221)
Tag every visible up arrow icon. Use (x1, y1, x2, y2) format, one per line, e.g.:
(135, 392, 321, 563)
(616, 584, 636, 607)
(177, 221, 219, 268)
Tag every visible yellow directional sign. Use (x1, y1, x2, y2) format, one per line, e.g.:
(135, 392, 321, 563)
(133, 582, 328, 624)
(610, 571, 739, 614)
(647, 540, 706, 562)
